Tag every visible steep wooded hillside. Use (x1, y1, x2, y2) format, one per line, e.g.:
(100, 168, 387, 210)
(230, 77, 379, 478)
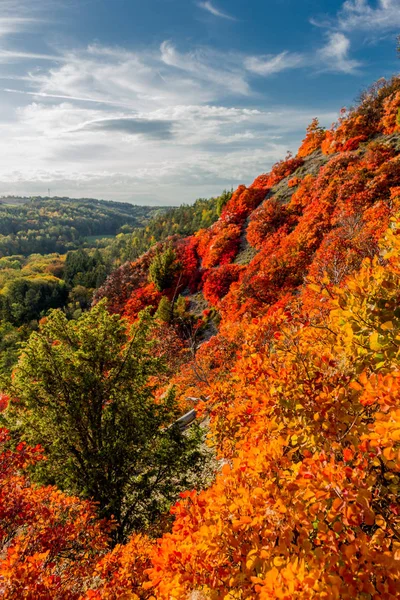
(2, 76, 400, 599)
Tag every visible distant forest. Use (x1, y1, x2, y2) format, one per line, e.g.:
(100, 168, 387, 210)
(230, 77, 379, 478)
(0, 196, 163, 256)
(0, 190, 231, 377)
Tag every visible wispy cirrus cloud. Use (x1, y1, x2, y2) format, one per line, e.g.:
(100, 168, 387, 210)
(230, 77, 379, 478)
(338, 0, 400, 32)
(0, 0, 55, 37)
(160, 41, 249, 95)
(0, 17, 38, 38)
(311, 0, 400, 34)
(3, 88, 133, 107)
(246, 33, 361, 76)
(245, 51, 305, 76)
(0, 50, 62, 62)
(197, 1, 237, 21)
(0, 0, 359, 205)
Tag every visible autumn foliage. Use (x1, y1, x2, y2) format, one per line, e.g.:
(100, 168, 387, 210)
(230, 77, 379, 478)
(0, 430, 109, 599)
(3, 76, 400, 599)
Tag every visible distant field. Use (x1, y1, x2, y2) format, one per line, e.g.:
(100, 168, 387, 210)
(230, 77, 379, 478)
(85, 234, 116, 243)
(0, 197, 30, 206)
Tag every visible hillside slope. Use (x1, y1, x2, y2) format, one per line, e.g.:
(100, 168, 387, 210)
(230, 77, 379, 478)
(91, 76, 400, 599)
(2, 76, 400, 599)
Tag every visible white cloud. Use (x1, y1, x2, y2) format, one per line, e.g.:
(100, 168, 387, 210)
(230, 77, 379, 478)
(317, 32, 362, 73)
(0, 50, 62, 62)
(246, 34, 361, 76)
(160, 41, 249, 95)
(0, 4, 350, 205)
(0, 17, 37, 38)
(3, 88, 132, 107)
(0, 0, 55, 38)
(26, 43, 250, 111)
(0, 85, 337, 204)
(338, 0, 400, 32)
(197, 1, 237, 20)
(311, 0, 400, 34)
(245, 51, 305, 76)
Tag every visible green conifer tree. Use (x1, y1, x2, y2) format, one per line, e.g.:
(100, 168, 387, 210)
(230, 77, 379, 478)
(7, 301, 207, 542)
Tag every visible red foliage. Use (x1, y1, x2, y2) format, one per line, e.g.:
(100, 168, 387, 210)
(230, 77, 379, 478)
(197, 222, 242, 269)
(265, 154, 304, 187)
(247, 198, 297, 250)
(176, 236, 200, 292)
(0, 429, 109, 599)
(364, 141, 396, 170)
(94, 251, 155, 314)
(202, 264, 244, 306)
(321, 77, 400, 154)
(342, 134, 368, 151)
(0, 394, 9, 412)
(220, 186, 265, 224)
(6, 75, 400, 599)
(221, 144, 399, 320)
(123, 282, 162, 321)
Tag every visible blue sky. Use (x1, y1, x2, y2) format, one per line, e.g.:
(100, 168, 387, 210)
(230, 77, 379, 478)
(0, 0, 399, 205)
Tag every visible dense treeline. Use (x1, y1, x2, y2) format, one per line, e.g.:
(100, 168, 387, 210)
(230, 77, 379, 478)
(0, 196, 162, 256)
(103, 190, 232, 264)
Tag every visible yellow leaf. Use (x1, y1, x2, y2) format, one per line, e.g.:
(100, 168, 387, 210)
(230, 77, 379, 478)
(375, 515, 386, 529)
(273, 556, 285, 567)
(383, 447, 395, 461)
(369, 332, 381, 351)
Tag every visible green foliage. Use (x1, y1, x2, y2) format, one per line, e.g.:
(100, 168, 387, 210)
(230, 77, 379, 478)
(155, 296, 173, 323)
(0, 197, 160, 257)
(0, 320, 30, 378)
(64, 248, 107, 288)
(0, 257, 21, 270)
(216, 189, 232, 216)
(149, 246, 179, 292)
(0, 276, 68, 325)
(7, 301, 207, 542)
(67, 285, 94, 316)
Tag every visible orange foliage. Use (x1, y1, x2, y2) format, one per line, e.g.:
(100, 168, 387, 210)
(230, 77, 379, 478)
(320, 77, 400, 155)
(83, 535, 154, 600)
(0, 430, 109, 600)
(247, 198, 297, 250)
(297, 118, 326, 157)
(87, 223, 400, 598)
(265, 155, 304, 188)
(198, 222, 241, 269)
(381, 90, 400, 134)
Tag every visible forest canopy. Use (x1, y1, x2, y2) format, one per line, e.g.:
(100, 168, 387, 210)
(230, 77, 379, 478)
(0, 196, 163, 256)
